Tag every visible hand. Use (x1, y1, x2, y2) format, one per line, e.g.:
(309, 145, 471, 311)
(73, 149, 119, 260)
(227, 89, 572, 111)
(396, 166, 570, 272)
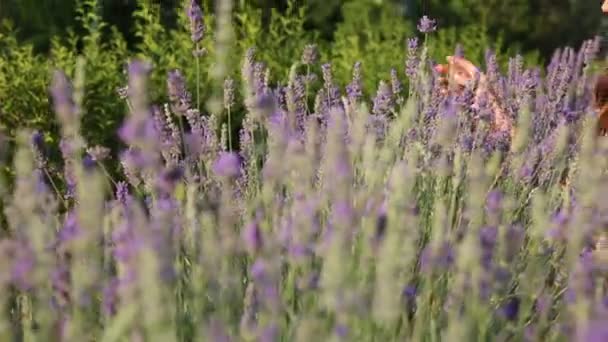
(603, 0, 608, 13)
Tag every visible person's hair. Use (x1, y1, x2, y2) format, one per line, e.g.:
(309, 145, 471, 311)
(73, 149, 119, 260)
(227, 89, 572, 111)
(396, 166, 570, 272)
(595, 74, 608, 135)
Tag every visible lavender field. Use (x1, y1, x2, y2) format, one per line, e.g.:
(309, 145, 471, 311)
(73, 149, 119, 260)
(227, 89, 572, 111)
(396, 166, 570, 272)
(1, 1, 608, 341)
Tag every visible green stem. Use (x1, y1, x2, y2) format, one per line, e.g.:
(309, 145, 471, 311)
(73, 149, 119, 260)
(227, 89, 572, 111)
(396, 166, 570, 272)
(196, 44, 201, 111)
(227, 107, 233, 152)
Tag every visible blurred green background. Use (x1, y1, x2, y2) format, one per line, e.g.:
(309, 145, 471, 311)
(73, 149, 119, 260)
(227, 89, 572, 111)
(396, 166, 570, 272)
(0, 0, 604, 60)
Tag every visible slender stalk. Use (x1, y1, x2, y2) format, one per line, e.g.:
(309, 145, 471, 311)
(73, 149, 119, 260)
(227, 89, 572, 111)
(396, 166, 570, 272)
(227, 107, 233, 151)
(196, 43, 201, 111)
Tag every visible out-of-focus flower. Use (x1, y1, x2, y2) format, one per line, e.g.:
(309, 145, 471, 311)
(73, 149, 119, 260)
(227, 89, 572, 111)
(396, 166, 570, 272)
(213, 152, 241, 178)
(390, 68, 402, 97)
(301, 44, 318, 65)
(87, 145, 111, 162)
(417, 15, 437, 34)
(187, 0, 206, 44)
(500, 297, 520, 321)
(242, 221, 263, 254)
(224, 77, 235, 110)
(405, 37, 419, 80)
(372, 80, 394, 116)
(346, 61, 363, 103)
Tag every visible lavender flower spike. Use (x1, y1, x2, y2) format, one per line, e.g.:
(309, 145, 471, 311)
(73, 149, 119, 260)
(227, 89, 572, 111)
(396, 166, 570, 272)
(213, 152, 241, 178)
(417, 15, 437, 34)
(188, 0, 206, 44)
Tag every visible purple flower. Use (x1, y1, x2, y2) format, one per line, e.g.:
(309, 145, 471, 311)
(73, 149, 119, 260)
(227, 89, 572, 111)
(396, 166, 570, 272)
(82, 154, 96, 170)
(417, 16, 437, 34)
(579, 320, 608, 342)
(115, 181, 130, 205)
(56, 212, 81, 248)
(372, 81, 394, 116)
(486, 190, 503, 214)
(242, 221, 263, 254)
(403, 285, 417, 300)
(31, 131, 45, 151)
(187, 0, 206, 44)
(102, 278, 119, 316)
(320, 63, 342, 111)
(167, 70, 192, 115)
(0, 239, 35, 291)
(118, 116, 159, 148)
(157, 165, 184, 194)
(86, 145, 110, 161)
(301, 44, 318, 65)
(346, 61, 363, 103)
(250, 259, 268, 284)
(500, 297, 520, 321)
(50, 70, 75, 122)
(213, 152, 241, 178)
(390, 68, 402, 97)
(127, 60, 152, 78)
(405, 37, 419, 80)
(334, 324, 348, 339)
(546, 210, 569, 242)
(260, 324, 279, 342)
(207, 319, 232, 342)
(420, 242, 455, 273)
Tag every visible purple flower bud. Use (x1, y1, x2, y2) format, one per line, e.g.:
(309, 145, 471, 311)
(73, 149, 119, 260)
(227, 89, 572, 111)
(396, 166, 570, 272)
(417, 15, 437, 34)
(31, 131, 45, 150)
(187, 0, 206, 44)
(486, 190, 503, 213)
(102, 278, 119, 316)
(390, 68, 402, 97)
(500, 297, 520, 321)
(50, 70, 75, 122)
(82, 154, 96, 170)
(115, 181, 130, 205)
(334, 324, 348, 339)
(405, 37, 419, 80)
(213, 152, 241, 178)
(127, 60, 152, 78)
(346, 61, 363, 103)
(250, 259, 268, 284)
(86, 145, 111, 161)
(167, 70, 187, 102)
(372, 81, 394, 116)
(242, 221, 263, 254)
(157, 165, 184, 194)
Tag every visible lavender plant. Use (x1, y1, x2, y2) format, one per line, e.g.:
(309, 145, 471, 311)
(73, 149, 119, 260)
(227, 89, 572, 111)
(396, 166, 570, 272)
(1, 5, 608, 342)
